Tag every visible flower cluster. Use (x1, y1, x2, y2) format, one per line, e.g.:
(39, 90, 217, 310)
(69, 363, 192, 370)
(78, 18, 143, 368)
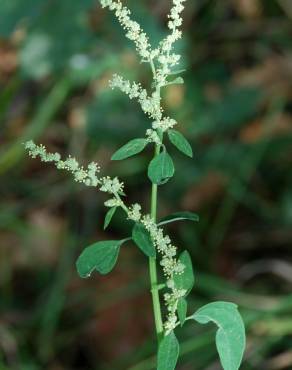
(155, 0, 187, 86)
(24, 141, 124, 196)
(127, 203, 142, 222)
(104, 192, 186, 332)
(100, 0, 153, 61)
(104, 198, 124, 208)
(152, 117, 177, 132)
(99, 176, 125, 195)
(25, 141, 101, 186)
(110, 74, 162, 121)
(141, 215, 185, 332)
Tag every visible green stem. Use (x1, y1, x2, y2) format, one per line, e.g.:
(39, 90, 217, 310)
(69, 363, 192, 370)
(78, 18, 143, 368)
(149, 144, 164, 342)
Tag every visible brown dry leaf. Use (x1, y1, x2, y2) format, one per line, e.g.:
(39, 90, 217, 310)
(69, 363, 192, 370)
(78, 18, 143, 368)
(182, 171, 227, 210)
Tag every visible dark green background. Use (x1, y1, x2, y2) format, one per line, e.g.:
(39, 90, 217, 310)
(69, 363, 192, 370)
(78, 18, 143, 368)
(1, 0, 292, 369)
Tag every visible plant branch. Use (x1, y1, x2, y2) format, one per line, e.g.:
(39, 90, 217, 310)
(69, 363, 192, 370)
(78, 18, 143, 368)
(149, 143, 164, 342)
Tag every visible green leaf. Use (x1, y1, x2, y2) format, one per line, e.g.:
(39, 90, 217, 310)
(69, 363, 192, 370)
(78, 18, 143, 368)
(104, 207, 117, 230)
(168, 69, 186, 76)
(111, 138, 148, 160)
(148, 151, 175, 185)
(76, 240, 125, 278)
(167, 77, 184, 85)
(158, 211, 199, 226)
(132, 223, 156, 258)
(177, 298, 187, 326)
(157, 332, 179, 370)
(173, 251, 194, 295)
(168, 129, 193, 158)
(192, 301, 246, 370)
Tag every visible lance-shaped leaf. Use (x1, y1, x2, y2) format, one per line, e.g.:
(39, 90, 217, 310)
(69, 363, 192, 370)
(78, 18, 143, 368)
(177, 298, 188, 326)
(168, 129, 193, 158)
(148, 151, 175, 185)
(158, 211, 199, 226)
(157, 332, 180, 370)
(76, 239, 126, 278)
(192, 301, 246, 370)
(166, 77, 184, 86)
(132, 223, 156, 258)
(104, 207, 117, 230)
(111, 138, 148, 160)
(173, 251, 194, 295)
(168, 69, 186, 75)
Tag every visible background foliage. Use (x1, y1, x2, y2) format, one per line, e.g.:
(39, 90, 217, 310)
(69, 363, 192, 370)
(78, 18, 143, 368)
(1, 0, 292, 369)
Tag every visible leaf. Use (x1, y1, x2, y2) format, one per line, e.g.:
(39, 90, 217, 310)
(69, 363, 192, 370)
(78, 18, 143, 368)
(173, 251, 194, 295)
(148, 151, 175, 185)
(104, 207, 117, 230)
(158, 211, 199, 226)
(192, 301, 246, 370)
(168, 129, 193, 158)
(168, 69, 186, 75)
(167, 77, 184, 85)
(177, 298, 187, 326)
(132, 223, 156, 258)
(76, 240, 125, 278)
(157, 332, 180, 370)
(111, 138, 148, 160)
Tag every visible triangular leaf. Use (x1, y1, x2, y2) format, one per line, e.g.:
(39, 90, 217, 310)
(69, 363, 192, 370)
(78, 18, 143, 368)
(177, 298, 187, 326)
(76, 240, 126, 278)
(104, 207, 117, 230)
(148, 151, 175, 185)
(168, 129, 193, 158)
(173, 251, 194, 295)
(157, 332, 180, 370)
(132, 223, 156, 258)
(192, 301, 246, 370)
(159, 211, 199, 226)
(111, 138, 148, 160)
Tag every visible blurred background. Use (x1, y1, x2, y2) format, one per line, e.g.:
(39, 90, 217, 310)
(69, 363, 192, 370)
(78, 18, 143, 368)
(1, 0, 292, 369)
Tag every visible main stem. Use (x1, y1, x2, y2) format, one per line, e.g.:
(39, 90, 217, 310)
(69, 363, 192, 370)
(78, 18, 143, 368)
(149, 144, 164, 342)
